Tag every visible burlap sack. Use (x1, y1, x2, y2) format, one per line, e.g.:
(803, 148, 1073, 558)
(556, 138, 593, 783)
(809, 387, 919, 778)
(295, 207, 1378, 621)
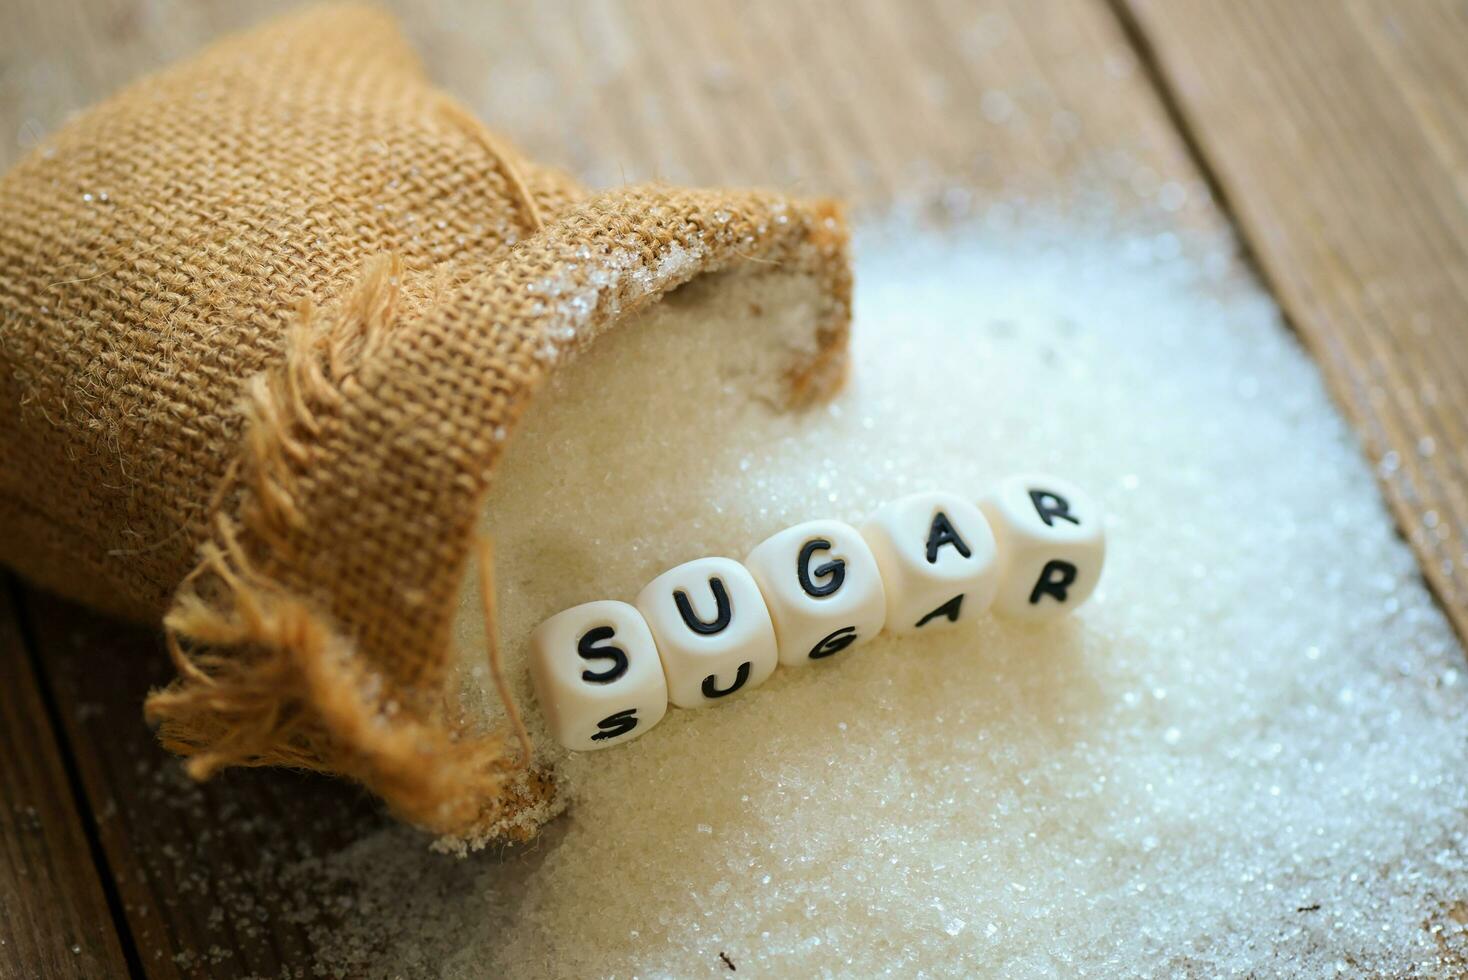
(0, 4, 850, 839)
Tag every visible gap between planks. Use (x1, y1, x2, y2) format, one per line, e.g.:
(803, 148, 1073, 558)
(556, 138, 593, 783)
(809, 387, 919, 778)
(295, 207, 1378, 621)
(0, 575, 138, 978)
(2, 2, 1466, 976)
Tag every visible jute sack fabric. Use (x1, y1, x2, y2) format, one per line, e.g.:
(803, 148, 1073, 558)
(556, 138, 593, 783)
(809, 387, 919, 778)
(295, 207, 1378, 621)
(0, 4, 850, 839)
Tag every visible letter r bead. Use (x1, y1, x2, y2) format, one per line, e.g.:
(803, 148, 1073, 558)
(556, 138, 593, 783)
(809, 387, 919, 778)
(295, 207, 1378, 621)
(980, 474, 1106, 621)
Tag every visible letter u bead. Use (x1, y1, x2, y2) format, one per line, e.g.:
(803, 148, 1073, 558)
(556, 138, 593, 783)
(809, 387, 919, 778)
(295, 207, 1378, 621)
(636, 557, 779, 708)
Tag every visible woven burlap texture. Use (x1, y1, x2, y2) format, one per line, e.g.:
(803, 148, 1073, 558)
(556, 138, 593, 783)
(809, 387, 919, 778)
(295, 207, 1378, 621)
(0, 4, 850, 839)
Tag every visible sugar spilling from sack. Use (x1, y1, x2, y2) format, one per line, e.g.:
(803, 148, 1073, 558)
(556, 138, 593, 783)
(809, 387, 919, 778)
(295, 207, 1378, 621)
(306, 219, 1468, 977)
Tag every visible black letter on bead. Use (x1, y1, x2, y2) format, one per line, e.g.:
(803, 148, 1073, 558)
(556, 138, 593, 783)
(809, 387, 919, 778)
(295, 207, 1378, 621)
(1029, 560, 1078, 605)
(809, 625, 859, 659)
(925, 511, 972, 563)
(578, 626, 629, 683)
(701, 661, 752, 699)
(674, 577, 733, 635)
(798, 538, 846, 597)
(590, 708, 639, 741)
(1028, 489, 1080, 527)
(915, 594, 964, 629)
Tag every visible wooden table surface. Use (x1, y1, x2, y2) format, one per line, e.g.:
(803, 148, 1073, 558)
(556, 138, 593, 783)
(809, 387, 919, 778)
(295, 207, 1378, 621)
(1, 1, 1466, 976)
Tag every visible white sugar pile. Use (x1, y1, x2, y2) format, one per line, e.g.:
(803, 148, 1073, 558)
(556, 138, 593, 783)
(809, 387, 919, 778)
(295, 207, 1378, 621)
(307, 218, 1468, 977)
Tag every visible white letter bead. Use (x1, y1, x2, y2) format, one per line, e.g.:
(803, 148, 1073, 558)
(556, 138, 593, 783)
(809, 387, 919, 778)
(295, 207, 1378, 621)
(744, 519, 886, 667)
(980, 474, 1106, 621)
(529, 600, 668, 751)
(636, 557, 778, 709)
(860, 491, 1000, 635)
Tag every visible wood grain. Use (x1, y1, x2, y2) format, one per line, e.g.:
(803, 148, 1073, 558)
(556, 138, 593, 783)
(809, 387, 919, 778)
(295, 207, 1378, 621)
(0, 582, 131, 979)
(1123, 0, 1468, 642)
(18, 589, 393, 979)
(0, 4, 1229, 973)
(2, 0, 1467, 974)
(421, 0, 1226, 237)
(0, 0, 1220, 227)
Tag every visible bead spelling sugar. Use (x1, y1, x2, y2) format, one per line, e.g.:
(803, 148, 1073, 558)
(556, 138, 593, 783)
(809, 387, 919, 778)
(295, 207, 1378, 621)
(531, 480, 1104, 750)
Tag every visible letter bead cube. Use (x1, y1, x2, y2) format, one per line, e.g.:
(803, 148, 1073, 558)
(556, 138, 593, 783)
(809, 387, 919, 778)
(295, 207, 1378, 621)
(529, 600, 669, 751)
(744, 519, 887, 667)
(636, 557, 779, 708)
(860, 491, 1000, 635)
(980, 474, 1106, 621)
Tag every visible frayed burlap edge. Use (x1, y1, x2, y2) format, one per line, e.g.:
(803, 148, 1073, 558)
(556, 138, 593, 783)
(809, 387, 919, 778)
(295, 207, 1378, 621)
(145, 189, 852, 842)
(145, 255, 549, 838)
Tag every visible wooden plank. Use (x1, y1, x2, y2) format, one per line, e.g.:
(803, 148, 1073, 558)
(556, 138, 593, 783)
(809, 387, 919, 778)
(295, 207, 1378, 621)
(0, 2, 1228, 972)
(19, 589, 390, 979)
(0, 2, 1293, 975)
(1121, 0, 1468, 643)
(478, 0, 1223, 224)
(0, 581, 132, 979)
(0, 0, 1220, 225)
(5, 0, 1464, 974)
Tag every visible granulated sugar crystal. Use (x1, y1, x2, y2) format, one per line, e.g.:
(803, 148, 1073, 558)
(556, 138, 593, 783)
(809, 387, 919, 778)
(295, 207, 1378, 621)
(302, 218, 1468, 977)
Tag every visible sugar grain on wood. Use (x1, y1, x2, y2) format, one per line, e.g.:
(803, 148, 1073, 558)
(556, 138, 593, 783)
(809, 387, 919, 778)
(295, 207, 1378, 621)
(304, 218, 1468, 977)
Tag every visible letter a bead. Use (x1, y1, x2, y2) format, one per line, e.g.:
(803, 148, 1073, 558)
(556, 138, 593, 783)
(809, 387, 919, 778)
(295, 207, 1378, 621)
(980, 474, 1106, 621)
(744, 520, 886, 667)
(860, 491, 1000, 635)
(529, 600, 669, 751)
(636, 557, 779, 708)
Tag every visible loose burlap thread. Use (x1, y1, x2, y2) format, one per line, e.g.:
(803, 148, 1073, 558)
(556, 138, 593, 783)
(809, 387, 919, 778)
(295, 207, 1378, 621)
(0, 5, 850, 838)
